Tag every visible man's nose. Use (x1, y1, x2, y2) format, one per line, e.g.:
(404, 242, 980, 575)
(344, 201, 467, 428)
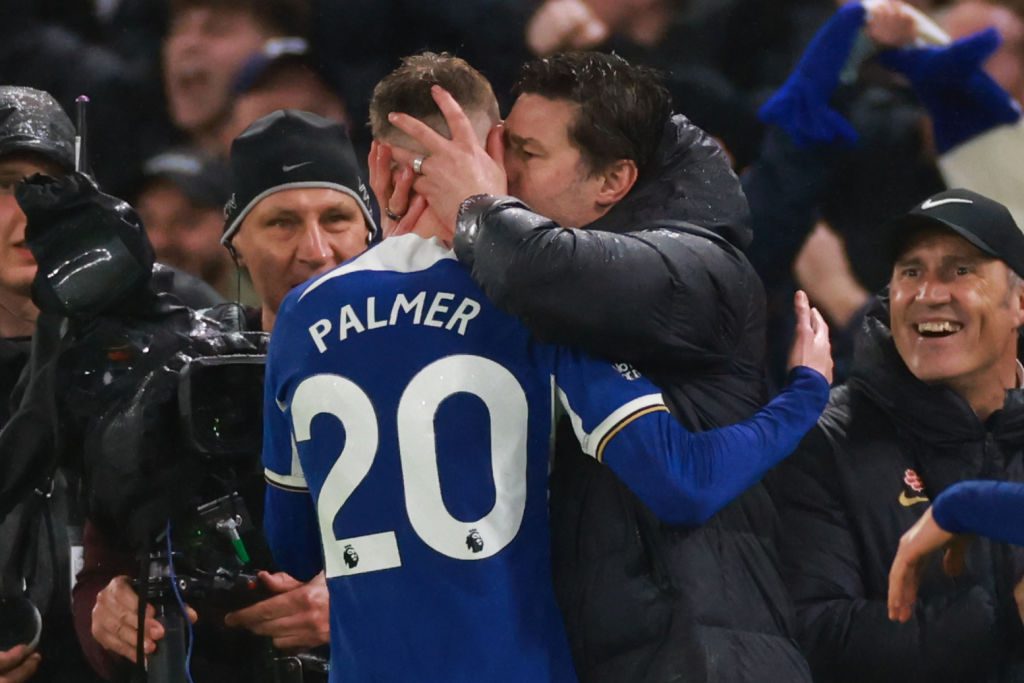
(916, 274, 952, 304)
(296, 222, 333, 269)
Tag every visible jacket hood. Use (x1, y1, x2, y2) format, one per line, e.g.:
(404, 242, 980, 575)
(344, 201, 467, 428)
(587, 114, 752, 249)
(848, 294, 1024, 447)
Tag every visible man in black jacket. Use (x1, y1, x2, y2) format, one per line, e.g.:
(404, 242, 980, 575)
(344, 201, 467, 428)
(772, 188, 1024, 682)
(385, 51, 811, 683)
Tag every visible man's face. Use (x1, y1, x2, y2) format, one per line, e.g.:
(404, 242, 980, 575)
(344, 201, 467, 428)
(232, 188, 370, 314)
(163, 7, 268, 135)
(137, 179, 231, 285)
(503, 93, 607, 228)
(0, 154, 62, 296)
(890, 229, 1024, 390)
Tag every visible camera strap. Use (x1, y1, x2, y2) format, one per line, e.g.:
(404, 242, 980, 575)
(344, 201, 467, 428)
(0, 470, 71, 616)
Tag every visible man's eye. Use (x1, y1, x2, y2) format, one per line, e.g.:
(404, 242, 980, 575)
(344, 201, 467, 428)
(956, 266, 972, 276)
(901, 268, 919, 278)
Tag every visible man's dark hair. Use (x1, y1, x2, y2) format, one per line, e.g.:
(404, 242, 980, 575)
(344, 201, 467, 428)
(370, 52, 499, 139)
(513, 51, 672, 178)
(169, 0, 310, 37)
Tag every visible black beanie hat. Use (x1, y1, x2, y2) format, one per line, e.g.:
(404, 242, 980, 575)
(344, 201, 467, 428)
(221, 109, 376, 245)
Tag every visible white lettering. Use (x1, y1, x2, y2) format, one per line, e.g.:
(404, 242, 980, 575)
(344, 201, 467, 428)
(391, 292, 426, 325)
(366, 296, 388, 330)
(311, 291, 482, 352)
(309, 319, 332, 354)
(339, 305, 366, 341)
(424, 292, 455, 328)
(445, 298, 481, 336)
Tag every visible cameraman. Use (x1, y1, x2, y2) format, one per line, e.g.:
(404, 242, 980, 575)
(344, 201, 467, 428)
(0, 86, 105, 683)
(80, 110, 375, 678)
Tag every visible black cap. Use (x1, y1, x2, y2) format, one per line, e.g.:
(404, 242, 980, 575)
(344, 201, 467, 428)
(0, 86, 75, 171)
(141, 148, 230, 209)
(221, 109, 376, 245)
(888, 188, 1024, 278)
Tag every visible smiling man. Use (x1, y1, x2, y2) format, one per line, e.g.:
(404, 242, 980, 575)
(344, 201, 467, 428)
(772, 189, 1024, 682)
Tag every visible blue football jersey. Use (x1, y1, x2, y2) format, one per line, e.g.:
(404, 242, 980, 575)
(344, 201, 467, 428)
(262, 235, 667, 683)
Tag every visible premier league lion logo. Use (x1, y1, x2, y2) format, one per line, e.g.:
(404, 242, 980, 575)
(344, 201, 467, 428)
(343, 544, 359, 568)
(465, 529, 484, 554)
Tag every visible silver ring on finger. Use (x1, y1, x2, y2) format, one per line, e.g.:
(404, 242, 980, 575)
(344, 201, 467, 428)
(412, 156, 426, 175)
(384, 207, 404, 221)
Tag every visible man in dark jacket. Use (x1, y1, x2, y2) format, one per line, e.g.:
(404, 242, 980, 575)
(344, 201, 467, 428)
(385, 51, 812, 683)
(773, 188, 1024, 682)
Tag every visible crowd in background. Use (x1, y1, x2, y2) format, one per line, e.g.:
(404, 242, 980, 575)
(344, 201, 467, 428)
(4, 0, 1022, 382)
(4, 1, 1024, 682)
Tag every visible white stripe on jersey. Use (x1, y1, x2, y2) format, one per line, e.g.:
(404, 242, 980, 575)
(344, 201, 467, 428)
(300, 235, 455, 302)
(557, 389, 666, 459)
(265, 468, 309, 492)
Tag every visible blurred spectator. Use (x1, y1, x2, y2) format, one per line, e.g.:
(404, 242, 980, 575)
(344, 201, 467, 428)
(943, 1, 1024, 103)
(772, 189, 1024, 682)
(923, 1, 1024, 225)
(745, 1, 947, 384)
(0, 0, 167, 198)
(221, 37, 349, 149)
(308, 0, 533, 152)
(135, 149, 255, 302)
(523, 0, 850, 168)
(162, 0, 310, 155)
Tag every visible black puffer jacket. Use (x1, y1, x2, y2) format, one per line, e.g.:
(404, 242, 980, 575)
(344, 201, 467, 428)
(457, 115, 811, 682)
(772, 297, 1024, 682)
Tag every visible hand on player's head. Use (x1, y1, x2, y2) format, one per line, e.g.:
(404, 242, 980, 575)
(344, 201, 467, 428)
(385, 86, 507, 233)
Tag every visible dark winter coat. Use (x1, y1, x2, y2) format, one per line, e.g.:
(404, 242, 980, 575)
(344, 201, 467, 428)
(459, 114, 812, 682)
(772, 297, 1024, 682)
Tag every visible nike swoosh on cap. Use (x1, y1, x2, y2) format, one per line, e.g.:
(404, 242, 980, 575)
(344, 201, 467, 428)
(920, 197, 974, 210)
(282, 161, 313, 172)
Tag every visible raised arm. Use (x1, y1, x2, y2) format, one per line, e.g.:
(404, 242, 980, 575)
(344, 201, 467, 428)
(555, 292, 831, 526)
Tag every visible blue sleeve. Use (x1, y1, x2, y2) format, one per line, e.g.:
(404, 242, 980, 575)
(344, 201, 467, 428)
(932, 480, 1024, 546)
(557, 356, 830, 526)
(262, 303, 324, 582)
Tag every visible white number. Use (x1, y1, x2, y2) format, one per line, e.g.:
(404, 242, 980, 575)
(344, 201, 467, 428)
(291, 355, 529, 577)
(291, 375, 400, 577)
